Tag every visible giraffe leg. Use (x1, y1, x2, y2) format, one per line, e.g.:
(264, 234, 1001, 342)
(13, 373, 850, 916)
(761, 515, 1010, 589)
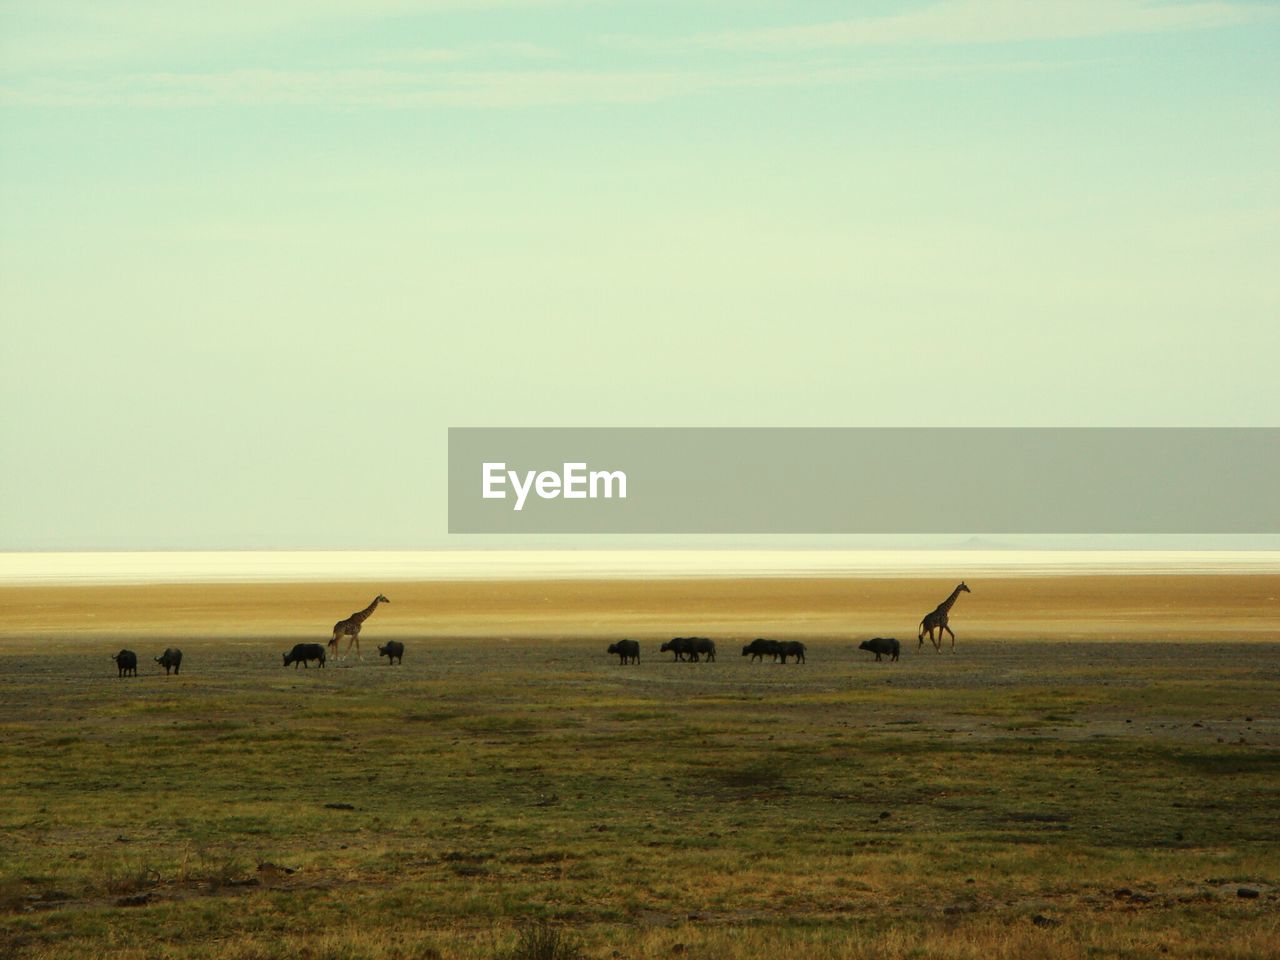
(944, 625, 956, 651)
(931, 628, 941, 653)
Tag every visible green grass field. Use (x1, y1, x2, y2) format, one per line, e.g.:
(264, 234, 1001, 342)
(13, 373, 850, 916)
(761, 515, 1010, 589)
(2, 628, 1278, 959)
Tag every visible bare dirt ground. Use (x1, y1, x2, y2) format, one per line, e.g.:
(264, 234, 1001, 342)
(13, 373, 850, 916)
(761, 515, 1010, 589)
(3, 572, 1276, 640)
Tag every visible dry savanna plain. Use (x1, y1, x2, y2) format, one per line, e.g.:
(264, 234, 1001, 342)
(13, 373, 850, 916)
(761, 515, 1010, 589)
(1, 575, 1278, 960)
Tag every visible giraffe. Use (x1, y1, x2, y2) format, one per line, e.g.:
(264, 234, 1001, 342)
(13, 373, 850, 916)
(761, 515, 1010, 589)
(917, 582, 970, 653)
(328, 594, 390, 661)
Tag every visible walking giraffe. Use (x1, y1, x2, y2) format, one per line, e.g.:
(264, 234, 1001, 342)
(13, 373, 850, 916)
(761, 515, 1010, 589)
(917, 582, 970, 653)
(328, 594, 390, 661)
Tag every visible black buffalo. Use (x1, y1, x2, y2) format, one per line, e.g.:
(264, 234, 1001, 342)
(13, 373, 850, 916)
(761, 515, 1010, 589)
(283, 643, 326, 669)
(662, 637, 715, 662)
(742, 638, 782, 662)
(112, 650, 138, 678)
(377, 641, 405, 665)
(607, 639, 640, 664)
(689, 637, 716, 662)
(777, 641, 806, 664)
(859, 637, 900, 662)
(660, 637, 694, 661)
(154, 648, 183, 675)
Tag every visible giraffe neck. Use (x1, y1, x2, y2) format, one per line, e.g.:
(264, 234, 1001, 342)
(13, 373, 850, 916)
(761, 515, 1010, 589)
(939, 585, 964, 614)
(354, 597, 382, 623)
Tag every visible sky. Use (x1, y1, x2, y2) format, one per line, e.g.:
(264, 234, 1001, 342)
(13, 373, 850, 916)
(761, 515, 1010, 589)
(1, 1, 1278, 550)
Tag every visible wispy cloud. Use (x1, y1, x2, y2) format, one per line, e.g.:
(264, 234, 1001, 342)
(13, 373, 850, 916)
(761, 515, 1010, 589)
(372, 41, 558, 65)
(3, 0, 1266, 110)
(0, 58, 1072, 109)
(0, 0, 583, 71)
(696, 0, 1276, 51)
(0, 66, 787, 109)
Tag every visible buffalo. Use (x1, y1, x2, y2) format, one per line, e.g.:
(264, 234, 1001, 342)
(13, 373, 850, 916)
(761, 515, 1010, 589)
(607, 639, 640, 664)
(154, 648, 183, 675)
(377, 640, 405, 665)
(858, 637, 900, 662)
(660, 637, 694, 661)
(283, 643, 326, 669)
(742, 638, 782, 662)
(777, 641, 806, 664)
(661, 637, 715, 662)
(112, 650, 138, 678)
(689, 637, 716, 662)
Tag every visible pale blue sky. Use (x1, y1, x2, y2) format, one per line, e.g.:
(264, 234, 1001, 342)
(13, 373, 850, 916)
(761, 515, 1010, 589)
(1, 1, 1277, 549)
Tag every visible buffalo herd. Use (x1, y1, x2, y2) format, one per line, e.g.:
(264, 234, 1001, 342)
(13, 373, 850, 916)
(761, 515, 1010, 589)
(111, 648, 178, 678)
(105, 632, 909, 678)
(110, 634, 906, 677)
(607, 635, 905, 666)
(109, 633, 910, 677)
(107, 641, 413, 677)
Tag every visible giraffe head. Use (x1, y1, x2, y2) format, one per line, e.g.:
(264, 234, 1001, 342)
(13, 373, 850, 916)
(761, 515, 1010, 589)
(958, 582, 970, 593)
(376, 594, 390, 604)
